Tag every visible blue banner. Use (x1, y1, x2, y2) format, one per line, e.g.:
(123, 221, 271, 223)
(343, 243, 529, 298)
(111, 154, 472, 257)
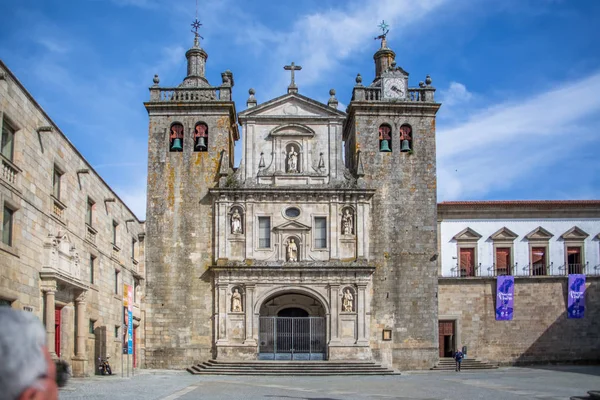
(496, 275, 514, 321)
(127, 310, 133, 354)
(568, 274, 585, 319)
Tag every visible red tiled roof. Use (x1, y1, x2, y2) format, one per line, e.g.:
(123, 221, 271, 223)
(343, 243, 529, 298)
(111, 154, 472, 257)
(439, 200, 600, 207)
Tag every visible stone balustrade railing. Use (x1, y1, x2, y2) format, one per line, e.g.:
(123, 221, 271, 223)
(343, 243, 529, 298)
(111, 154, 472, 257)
(352, 86, 435, 102)
(149, 86, 232, 102)
(1, 157, 20, 186)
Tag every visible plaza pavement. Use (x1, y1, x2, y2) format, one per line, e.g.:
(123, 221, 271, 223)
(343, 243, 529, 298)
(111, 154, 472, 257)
(58, 365, 600, 400)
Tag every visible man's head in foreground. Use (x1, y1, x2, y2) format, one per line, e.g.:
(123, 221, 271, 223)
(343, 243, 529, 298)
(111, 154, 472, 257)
(0, 307, 59, 400)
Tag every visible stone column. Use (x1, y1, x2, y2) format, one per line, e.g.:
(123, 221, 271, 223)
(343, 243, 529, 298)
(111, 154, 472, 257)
(357, 284, 368, 345)
(42, 282, 57, 358)
(329, 284, 340, 343)
(243, 284, 256, 345)
(72, 291, 88, 377)
(75, 292, 87, 357)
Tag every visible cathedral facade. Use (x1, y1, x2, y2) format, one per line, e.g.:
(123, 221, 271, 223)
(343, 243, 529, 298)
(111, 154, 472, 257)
(144, 34, 440, 370)
(2, 29, 597, 377)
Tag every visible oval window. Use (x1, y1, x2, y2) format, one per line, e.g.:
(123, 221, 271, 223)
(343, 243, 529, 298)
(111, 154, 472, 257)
(285, 207, 301, 218)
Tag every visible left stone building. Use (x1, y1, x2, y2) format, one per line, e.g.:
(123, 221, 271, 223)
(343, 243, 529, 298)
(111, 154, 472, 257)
(0, 61, 146, 377)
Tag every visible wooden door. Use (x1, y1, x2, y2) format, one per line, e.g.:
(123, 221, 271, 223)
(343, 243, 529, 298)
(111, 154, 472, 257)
(54, 308, 61, 358)
(438, 320, 455, 357)
(459, 248, 475, 277)
(531, 247, 546, 275)
(496, 247, 511, 275)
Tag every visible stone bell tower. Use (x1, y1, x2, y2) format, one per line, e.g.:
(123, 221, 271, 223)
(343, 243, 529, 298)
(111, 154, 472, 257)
(343, 30, 441, 369)
(144, 32, 239, 368)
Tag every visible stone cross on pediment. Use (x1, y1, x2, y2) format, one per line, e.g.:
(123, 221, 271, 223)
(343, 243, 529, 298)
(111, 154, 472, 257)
(284, 62, 302, 93)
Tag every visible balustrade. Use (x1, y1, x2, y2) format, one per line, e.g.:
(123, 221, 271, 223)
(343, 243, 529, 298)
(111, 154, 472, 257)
(1, 158, 19, 185)
(151, 87, 222, 102)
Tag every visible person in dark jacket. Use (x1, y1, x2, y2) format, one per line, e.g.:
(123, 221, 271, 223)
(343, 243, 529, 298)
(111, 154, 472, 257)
(454, 348, 464, 372)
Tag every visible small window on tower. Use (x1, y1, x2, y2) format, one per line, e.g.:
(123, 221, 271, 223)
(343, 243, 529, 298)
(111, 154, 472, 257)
(193, 122, 208, 152)
(378, 124, 392, 152)
(169, 123, 184, 152)
(399, 124, 412, 153)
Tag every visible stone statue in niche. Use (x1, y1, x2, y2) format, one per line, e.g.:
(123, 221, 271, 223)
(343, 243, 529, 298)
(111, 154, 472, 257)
(231, 208, 242, 234)
(231, 288, 243, 312)
(342, 289, 354, 312)
(286, 238, 298, 262)
(287, 146, 298, 173)
(342, 209, 354, 235)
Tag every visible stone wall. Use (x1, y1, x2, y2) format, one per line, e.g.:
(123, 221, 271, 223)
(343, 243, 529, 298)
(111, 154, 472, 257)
(0, 61, 145, 376)
(438, 277, 600, 364)
(144, 104, 237, 368)
(344, 100, 441, 370)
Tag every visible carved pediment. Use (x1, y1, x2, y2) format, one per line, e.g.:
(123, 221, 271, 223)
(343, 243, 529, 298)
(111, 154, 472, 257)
(269, 124, 315, 138)
(525, 226, 554, 241)
(561, 226, 589, 240)
(489, 227, 518, 241)
(273, 220, 312, 231)
(239, 93, 346, 120)
(452, 227, 482, 242)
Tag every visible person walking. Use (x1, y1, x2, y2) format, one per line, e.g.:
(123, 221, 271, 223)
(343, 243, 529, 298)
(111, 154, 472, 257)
(454, 348, 464, 372)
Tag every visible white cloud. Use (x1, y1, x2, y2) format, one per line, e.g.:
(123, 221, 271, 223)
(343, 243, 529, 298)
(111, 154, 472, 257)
(36, 38, 70, 54)
(439, 82, 473, 107)
(437, 71, 600, 200)
(219, 0, 448, 99)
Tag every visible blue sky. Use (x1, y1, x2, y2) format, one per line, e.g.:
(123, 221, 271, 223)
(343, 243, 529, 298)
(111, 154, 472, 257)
(1, 0, 599, 219)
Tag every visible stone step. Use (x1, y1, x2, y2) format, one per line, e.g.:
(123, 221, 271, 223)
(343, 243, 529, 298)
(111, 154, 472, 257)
(188, 359, 399, 376)
(431, 358, 498, 370)
(206, 360, 378, 365)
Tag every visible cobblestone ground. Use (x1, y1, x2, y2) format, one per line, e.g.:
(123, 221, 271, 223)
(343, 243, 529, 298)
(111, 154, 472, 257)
(59, 366, 600, 400)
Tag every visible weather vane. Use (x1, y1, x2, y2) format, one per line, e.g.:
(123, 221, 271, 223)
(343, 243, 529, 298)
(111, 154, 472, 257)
(375, 20, 389, 40)
(191, 0, 204, 42)
(374, 20, 389, 48)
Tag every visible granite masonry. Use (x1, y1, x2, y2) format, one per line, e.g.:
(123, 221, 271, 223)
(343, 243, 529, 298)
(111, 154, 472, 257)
(0, 61, 146, 377)
(2, 28, 599, 376)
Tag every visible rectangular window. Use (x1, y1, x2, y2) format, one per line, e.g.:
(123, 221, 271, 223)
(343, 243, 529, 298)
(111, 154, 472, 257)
(2, 206, 14, 246)
(1, 118, 15, 161)
(112, 221, 118, 245)
(531, 247, 547, 276)
(314, 217, 327, 249)
(258, 217, 271, 248)
(459, 248, 475, 277)
(131, 237, 137, 260)
(89, 255, 95, 284)
(567, 246, 582, 274)
(114, 326, 119, 338)
(89, 320, 96, 334)
(86, 198, 94, 226)
(114, 269, 119, 294)
(495, 247, 511, 275)
(52, 166, 62, 200)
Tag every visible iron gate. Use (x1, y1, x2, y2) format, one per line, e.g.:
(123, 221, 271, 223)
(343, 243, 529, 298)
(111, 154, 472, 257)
(259, 317, 326, 360)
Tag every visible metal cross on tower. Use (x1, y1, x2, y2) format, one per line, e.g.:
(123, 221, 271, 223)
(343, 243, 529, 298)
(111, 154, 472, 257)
(190, 0, 203, 44)
(284, 62, 302, 93)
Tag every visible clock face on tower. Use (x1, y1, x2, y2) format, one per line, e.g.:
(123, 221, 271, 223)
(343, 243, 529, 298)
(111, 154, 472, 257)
(383, 78, 405, 99)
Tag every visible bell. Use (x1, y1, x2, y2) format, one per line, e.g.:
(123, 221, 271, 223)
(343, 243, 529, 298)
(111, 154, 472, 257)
(379, 139, 391, 152)
(171, 138, 182, 151)
(400, 139, 411, 152)
(195, 136, 207, 151)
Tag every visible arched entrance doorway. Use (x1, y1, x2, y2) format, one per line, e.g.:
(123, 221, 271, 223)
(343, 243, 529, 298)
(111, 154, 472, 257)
(258, 292, 326, 360)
